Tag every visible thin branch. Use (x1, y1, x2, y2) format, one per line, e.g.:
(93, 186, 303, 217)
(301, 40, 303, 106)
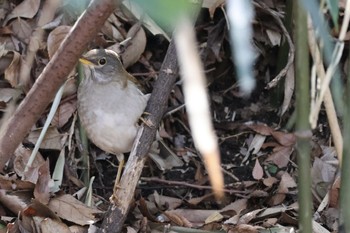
(0, 0, 120, 171)
(99, 39, 178, 233)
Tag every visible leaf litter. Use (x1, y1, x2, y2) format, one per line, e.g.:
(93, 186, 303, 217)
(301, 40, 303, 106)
(0, 0, 342, 232)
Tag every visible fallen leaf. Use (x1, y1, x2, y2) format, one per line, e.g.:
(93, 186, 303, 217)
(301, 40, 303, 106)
(4, 51, 21, 87)
(34, 160, 51, 204)
(52, 98, 77, 128)
(48, 194, 103, 226)
(47, 25, 71, 59)
(265, 146, 293, 168)
(109, 23, 147, 68)
(26, 127, 66, 150)
(4, 0, 41, 24)
(252, 159, 263, 180)
(10, 17, 33, 44)
(205, 211, 223, 224)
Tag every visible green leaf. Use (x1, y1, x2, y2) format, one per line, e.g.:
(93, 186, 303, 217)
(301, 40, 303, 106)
(131, 0, 200, 32)
(326, 0, 339, 32)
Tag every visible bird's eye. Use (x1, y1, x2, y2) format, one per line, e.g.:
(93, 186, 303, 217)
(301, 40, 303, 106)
(98, 57, 107, 65)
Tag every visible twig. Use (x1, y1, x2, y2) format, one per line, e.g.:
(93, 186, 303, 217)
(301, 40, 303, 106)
(140, 177, 247, 195)
(99, 40, 178, 233)
(0, 0, 120, 171)
(307, 18, 343, 162)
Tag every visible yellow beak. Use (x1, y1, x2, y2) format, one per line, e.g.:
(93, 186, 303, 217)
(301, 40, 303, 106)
(79, 57, 94, 65)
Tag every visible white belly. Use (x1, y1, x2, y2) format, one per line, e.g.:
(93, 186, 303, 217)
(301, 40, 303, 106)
(78, 81, 149, 154)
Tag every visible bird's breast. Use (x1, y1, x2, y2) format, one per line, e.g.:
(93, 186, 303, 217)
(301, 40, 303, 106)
(77, 82, 149, 154)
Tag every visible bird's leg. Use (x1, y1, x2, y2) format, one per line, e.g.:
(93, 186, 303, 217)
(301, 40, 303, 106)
(110, 154, 124, 204)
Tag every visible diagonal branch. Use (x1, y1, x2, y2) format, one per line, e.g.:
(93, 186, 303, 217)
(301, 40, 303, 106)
(100, 39, 178, 233)
(0, 0, 120, 171)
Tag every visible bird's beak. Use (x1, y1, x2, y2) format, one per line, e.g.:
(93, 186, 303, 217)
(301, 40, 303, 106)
(79, 57, 94, 65)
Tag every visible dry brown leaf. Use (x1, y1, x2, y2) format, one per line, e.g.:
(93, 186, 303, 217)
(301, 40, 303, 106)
(252, 159, 263, 180)
(230, 224, 261, 233)
(14, 145, 45, 180)
(221, 199, 247, 214)
(34, 160, 51, 204)
(0, 50, 14, 74)
(204, 211, 223, 224)
(262, 176, 278, 187)
(238, 209, 262, 224)
(246, 123, 273, 136)
(266, 29, 281, 46)
(0, 88, 21, 103)
(262, 217, 278, 227)
(52, 98, 77, 128)
(0, 189, 31, 214)
(40, 217, 71, 233)
(109, 23, 147, 68)
(279, 172, 297, 192)
(329, 176, 340, 208)
(27, 126, 66, 150)
(4, 50, 21, 87)
(268, 193, 286, 206)
(169, 209, 217, 224)
(68, 225, 87, 233)
(0, 174, 35, 190)
(10, 18, 33, 44)
(311, 157, 337, 186)
(48, 194, 103, 226)
(4, 0, 41, 24)
(101, 13, 124, 41)
(164, 210, 193, 227)
(280, 64, 295, 116)
(265, 146, 293, 168)
(187, 193, 214, 205)
(47, 25, 71, 59)
(268, 172, 296, 206)
(270, 131, 296, 147)
(151, 191, 182, 210)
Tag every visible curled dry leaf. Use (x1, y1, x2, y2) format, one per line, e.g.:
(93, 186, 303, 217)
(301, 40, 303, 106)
(4, 50, 21, 87)
(47, 25, 71, 59)
(4, 0, 41, 24)
(109, 23, 147, 68)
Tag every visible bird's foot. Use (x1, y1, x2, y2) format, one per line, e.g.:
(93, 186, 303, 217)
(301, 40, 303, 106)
(109, 158, 124, 204)
(139, 112, 156, 128)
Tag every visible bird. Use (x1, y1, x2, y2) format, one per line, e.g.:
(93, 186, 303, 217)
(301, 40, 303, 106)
(77, 49, 150, 199)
